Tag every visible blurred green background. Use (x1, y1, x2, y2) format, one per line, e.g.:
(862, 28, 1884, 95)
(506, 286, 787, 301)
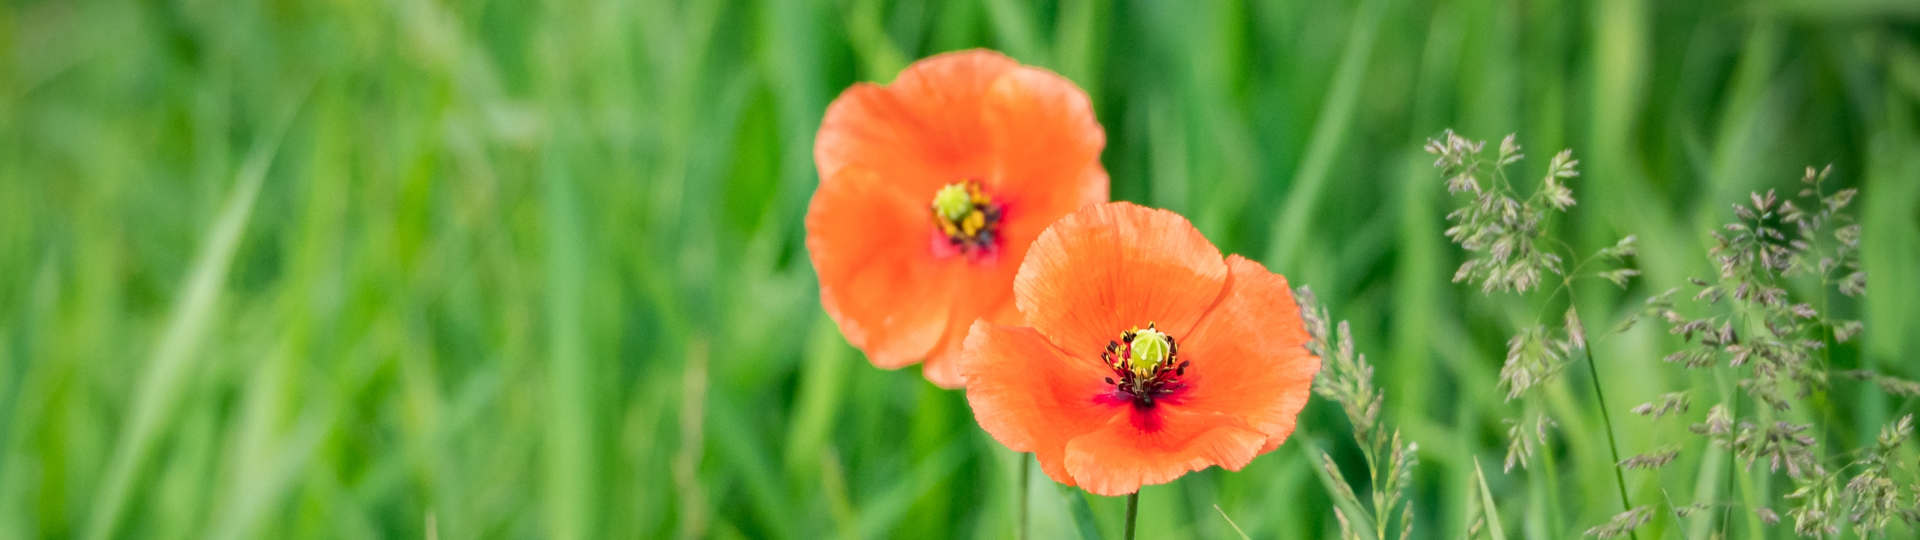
(4, 0, 1919, 538)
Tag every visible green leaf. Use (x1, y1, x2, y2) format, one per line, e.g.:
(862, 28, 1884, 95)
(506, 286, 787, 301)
(1473, 460, 1508, 540)
(1060, 485, 1105, 540)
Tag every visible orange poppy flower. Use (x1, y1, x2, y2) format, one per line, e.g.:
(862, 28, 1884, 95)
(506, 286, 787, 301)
(807, 50, 1108, 388)
(960, 202, 1321, 495)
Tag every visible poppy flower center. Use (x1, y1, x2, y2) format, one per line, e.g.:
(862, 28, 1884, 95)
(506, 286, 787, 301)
(930, 180, 1003, 253)
(1102, 323, 1188, 408)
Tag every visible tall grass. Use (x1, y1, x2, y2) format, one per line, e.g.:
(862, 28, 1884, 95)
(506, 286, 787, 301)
(2, 0, 1917, 538)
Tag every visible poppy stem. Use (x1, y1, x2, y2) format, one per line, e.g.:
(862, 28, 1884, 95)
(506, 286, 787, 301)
(1122, 491, 1139, 540)
(1017, 457, 1030, 540)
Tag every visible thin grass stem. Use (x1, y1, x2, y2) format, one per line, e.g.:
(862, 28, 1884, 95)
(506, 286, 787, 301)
(1538, 401, 1567, 537)
(1712, 360, 1742, 535)
(1568, 293, 1636, 540)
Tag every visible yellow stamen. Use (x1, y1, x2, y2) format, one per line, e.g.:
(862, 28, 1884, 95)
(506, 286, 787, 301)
(961, 210, 986, 236)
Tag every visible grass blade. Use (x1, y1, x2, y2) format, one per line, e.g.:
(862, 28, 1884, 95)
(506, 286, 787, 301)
(1061, 485, 1105, 540)
(1264, 0, 1387, 266)
(83, 99, 298, 540)
(850, 438, 969, 538)
(1473, 460, 1508, 540)
(543, 139, 596, 540)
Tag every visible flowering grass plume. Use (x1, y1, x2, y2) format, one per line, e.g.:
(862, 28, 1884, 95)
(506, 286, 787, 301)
(1621, 166, 1867, 409)
(1299, 287, 1418, 540)
(1616, 165, 1920, 537)
(1424, 131, 1637, 407)
(1426, 132, 1635, 294)
(1585, 507, 1653, 539)
(1425, 130, 1639, 478)
(1428, 130, 1653, 539)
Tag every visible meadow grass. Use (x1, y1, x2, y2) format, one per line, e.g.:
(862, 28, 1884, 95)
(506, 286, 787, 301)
(3, 0, 1918, 538)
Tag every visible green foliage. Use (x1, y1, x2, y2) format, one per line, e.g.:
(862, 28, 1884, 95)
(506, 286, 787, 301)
(3, 1, 1918, 539)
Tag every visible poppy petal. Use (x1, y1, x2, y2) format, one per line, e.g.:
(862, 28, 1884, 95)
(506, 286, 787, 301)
(921, 346, 964, 389)
(923, 294, 1022, 388)
(982, 65, 1108, 220)
(990, 166, 1109, 304)
(1014, 202, 1229, 357)
(1174, 255, 1321, 449)
(961, 321, 1123, 486)
(806, 167, 957, 367)
(1061, 408, 1267, 496)
(814, 50, 1019, 199)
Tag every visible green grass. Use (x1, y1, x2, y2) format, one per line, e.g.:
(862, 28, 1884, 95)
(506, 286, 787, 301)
(3, 0, 1918, 538)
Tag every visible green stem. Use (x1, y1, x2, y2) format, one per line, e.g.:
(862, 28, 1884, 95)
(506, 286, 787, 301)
(1123, 492, 1139, 540)
(1538, 404, 1567, 536)
(1571, 298, 1637, 539)
(1812, 279, 1851, 453)
(1729, 304, 1766, 537)
(1713, 335, 1743, 535)
(1720, 367, 1751, 530)
(1018, 457, 1030, 540)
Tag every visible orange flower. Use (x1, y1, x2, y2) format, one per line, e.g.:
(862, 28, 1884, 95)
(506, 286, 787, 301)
(807, 50, 1108, 388)
(960, 202, 1320, 495)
